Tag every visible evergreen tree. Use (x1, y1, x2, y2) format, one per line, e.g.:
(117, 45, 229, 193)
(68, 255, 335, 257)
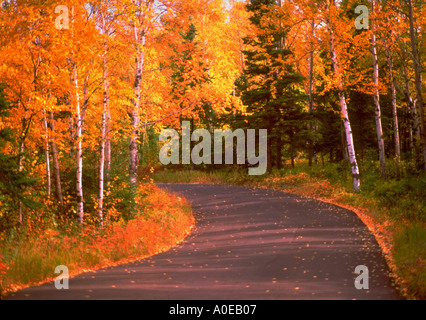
(236, 0, 306, 171)
(0, 84, 39, 232)
(170, 22, 210, 110)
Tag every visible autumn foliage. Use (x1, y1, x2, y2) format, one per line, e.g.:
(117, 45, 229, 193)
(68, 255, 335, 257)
(0, 0, 251, 229)
(0, 0, 425, 300)
(0, 183, 193, 297)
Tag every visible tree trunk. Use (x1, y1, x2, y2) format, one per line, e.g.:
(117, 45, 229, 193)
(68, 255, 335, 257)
(276, 133, 282, 170)
(328, 19, 360, 192)
(339, 93, 360, 192)
(370, 0, 386, 177)
(341, 120, 348, 165)
(129, 18, 146, 188)
(73, 62, 84, 225)
(407, 0, 426, 172)
(383, 43, 401, 170)
(390, 71, 401, 170)
(307, 18, 316, 166)
(69, 8, 84, 225)
(99, 99, 106, 227)
(18, 139, 25, 229)
(43, 109, 51, 197)
(402, 66, 420, 140)
(49, 111, 64, 215)
(409, 123, 414, 153)
(129, 90, 141, 187)
(267, 118, 273, 173)
(105, 99, 111, 185)
(98, 5, 110, 227)
(290, 134, 295, 169)
(99, 65, 108, 227)
(16, 102, 33, 230)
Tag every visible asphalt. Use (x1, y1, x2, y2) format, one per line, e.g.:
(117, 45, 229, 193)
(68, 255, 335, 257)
(6, 183, 401, 300)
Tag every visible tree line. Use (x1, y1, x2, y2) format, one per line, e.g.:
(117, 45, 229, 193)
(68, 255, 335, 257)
(230, 0, 425, 193)
(0, 0, 424, 234)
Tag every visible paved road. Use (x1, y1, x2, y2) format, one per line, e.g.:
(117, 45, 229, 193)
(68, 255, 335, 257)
(7, 184, 400, 300)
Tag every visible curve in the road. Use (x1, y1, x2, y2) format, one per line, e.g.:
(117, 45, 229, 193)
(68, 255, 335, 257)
(7, 184, 400, 300)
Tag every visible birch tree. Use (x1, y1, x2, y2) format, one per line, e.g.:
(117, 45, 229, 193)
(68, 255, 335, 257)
(123, 0, 154, 188)
(67, 3, 99, 225)
(406, 0, 426, 171)
(379, 2, 401, 170)
(324, 0, 360, 192)
(370, 0, 386, 177)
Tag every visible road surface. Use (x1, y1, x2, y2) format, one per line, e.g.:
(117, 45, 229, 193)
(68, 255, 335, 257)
(7, 184, 400, 300)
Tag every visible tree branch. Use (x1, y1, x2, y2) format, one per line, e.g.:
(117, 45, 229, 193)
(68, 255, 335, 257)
(140, 103, 194, 128)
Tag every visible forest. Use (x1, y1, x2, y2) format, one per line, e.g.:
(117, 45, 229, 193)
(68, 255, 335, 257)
(0, 0, 425, 299)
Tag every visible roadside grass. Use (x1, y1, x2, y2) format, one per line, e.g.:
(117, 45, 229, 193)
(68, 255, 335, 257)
(0, 183, 194, 298)
(153, 162, 426, 300)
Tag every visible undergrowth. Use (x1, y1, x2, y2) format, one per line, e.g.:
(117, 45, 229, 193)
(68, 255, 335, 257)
(0, 183, 194, 298)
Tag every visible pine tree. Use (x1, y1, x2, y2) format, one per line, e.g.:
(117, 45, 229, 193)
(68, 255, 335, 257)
(236, 0, 306, 171)
(0, 84, 39, 231)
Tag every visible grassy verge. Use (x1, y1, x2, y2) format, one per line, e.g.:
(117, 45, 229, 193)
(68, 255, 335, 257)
(0, 183, 194, 298)
(152, 163, 425, 300)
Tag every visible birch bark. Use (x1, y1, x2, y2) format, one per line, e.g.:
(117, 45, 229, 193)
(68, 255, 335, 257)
(370, 0, 386, 177)
(407, 0, 426, 172)
(327, 9, 360, 192)
(73, 62, 84, 225)
(43, 109, 51, 197)
(383, 39, 401, 169)
(49, 111, 64, 214)
(98, 2, 109, 226)
(129, 1, 148, 188)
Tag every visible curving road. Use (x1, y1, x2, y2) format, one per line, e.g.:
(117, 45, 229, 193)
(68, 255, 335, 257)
(7, 184, 400, 300)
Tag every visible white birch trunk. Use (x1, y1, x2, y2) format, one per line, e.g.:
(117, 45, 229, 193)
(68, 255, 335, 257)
(370, 0, 386, 177)
(73, 62, 84, 225)
(50, 111, 64, 214)
(99, 98, 106, 226)
(403, 66, 420, 141)
(383, 41, 401, 169)
(339, 92, 361, 192)
(390, 67, 401, 169)
(328, 18, 360, 192)
(308, 19, 316, 166)
(69, 7, 83, 225)
(129, 18, 146, 188)
(98, 4, 110, 227)
(407, 0, 426, 172)
(43, 109, 51, 197)
(105, 98, 111, 185)
(129, 69, 142, 187)
(18, 139, 25, 228)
